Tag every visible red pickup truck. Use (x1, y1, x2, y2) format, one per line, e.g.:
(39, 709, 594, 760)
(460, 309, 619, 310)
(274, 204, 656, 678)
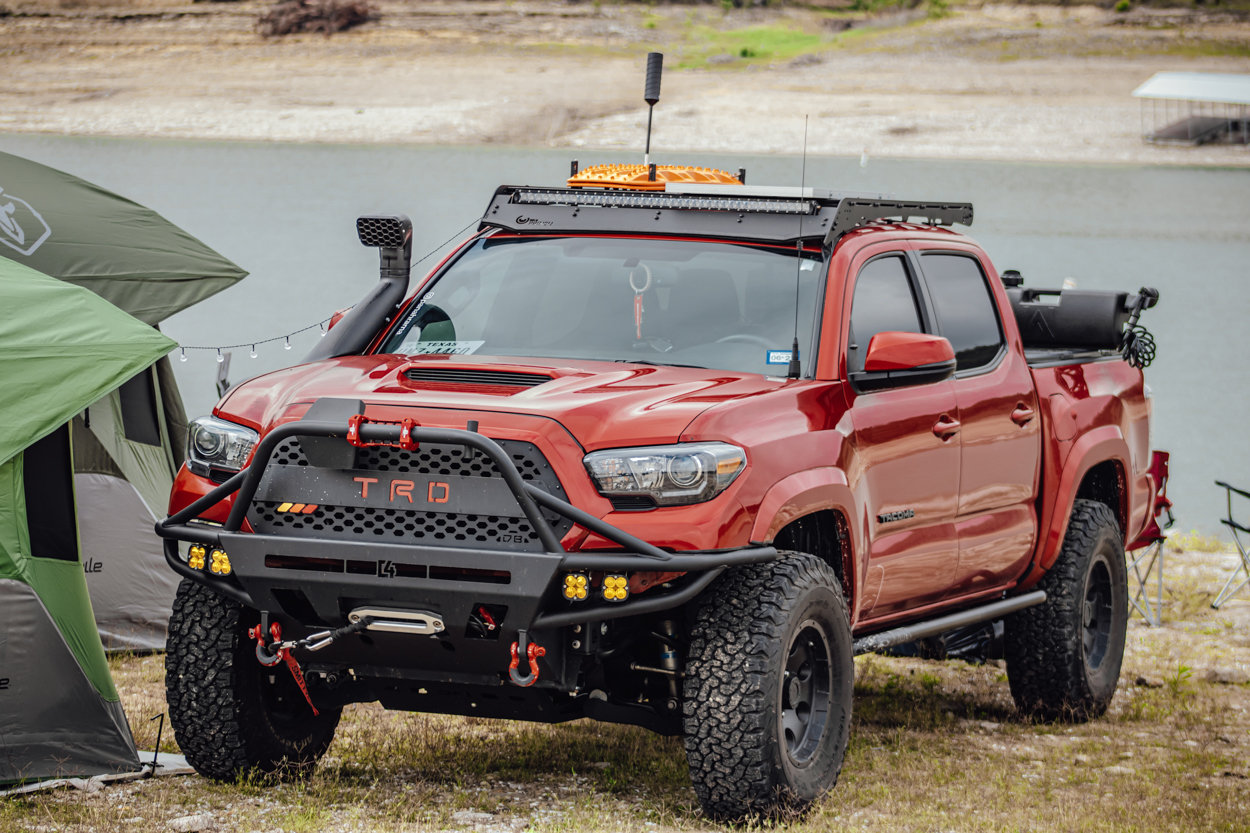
(158, 166, 1163, 820)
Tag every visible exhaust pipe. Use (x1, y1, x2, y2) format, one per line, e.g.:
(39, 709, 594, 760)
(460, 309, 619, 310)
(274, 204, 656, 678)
(303, 214, 413, 362)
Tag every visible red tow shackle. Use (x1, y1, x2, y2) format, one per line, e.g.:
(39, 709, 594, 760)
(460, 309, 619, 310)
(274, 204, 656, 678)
(508, 629, 545, 687)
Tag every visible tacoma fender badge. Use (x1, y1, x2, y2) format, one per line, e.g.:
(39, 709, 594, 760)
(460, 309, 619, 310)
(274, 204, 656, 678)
(877, 509, 915, 524)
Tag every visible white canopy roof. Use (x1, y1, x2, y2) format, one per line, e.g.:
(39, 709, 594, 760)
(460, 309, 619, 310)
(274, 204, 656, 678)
(1132, 72, 1250, 106)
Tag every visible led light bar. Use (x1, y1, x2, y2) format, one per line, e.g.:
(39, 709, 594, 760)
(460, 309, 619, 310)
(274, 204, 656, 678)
(512, 189, 815, 215)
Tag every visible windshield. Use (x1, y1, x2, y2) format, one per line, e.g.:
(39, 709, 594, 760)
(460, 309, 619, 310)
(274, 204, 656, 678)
(379, 235, 823, 376)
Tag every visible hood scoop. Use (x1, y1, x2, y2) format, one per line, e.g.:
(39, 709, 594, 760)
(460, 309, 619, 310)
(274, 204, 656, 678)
(401, 366, 554, 395)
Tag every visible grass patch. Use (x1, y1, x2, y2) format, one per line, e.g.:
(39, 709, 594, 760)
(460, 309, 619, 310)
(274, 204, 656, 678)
(677, 24, 827, 67)
(8, 549, 1250, 832)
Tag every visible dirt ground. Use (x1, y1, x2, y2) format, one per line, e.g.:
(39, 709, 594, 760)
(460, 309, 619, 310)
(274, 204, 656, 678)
(3, 544, 1249, 833)
(1, 0, 1249, 165)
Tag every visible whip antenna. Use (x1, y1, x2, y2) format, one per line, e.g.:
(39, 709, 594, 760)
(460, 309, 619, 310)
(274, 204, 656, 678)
(787, 115, 809, 381)
(643, 53, 663, 166)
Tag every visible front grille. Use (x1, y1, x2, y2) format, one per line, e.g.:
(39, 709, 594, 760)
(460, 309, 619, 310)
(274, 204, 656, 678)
(403, 368, 552, 389)
(248, 436, 572, 552)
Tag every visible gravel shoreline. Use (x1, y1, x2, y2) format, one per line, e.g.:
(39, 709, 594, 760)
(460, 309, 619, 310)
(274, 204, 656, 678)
(2, 1, 1249, 165)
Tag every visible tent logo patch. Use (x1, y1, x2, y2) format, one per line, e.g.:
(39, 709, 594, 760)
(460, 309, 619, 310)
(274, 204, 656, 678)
(0, 187, 52, 257)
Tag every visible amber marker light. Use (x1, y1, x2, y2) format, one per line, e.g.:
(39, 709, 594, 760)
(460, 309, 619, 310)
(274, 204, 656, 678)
(563, 574, 589, 601)
(188, 544, 206, 571)
(603, 575, 629, 602)
(209, 548, 232, 576)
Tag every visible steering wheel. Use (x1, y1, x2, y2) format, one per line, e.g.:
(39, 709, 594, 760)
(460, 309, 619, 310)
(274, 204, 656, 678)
(716, 334, 776, 349)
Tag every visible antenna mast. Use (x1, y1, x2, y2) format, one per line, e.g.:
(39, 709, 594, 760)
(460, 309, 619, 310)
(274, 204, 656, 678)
(643, 53, 663, 166)
(787, 116, 809, 381)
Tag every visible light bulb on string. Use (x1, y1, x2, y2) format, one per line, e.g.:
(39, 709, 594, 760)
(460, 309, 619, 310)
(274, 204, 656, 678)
(284, 336, 291, 350)
(320, 321, 327, 337)
(216, 348, 224, 364)
(179, 347, 187, 362)
(250, 345, 257, 359)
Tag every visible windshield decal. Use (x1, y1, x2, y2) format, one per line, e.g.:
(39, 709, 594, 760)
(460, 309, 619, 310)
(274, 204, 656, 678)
(404, 340, 485, 356)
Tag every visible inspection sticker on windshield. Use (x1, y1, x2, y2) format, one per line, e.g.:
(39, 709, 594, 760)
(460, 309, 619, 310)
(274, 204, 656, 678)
(404, 341, 485, 356)
(766, 350, 794, 365)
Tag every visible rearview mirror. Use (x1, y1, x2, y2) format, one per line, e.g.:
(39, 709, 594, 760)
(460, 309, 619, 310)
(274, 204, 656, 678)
(854, 332, 956, 390)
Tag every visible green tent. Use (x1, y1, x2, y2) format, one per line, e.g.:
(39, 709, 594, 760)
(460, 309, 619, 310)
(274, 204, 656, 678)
(0, 255, 176, 783)
(1, 150, 247, 650)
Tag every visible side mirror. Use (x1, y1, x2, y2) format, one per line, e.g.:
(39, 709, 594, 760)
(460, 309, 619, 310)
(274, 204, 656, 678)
(855, 332, 956, 390)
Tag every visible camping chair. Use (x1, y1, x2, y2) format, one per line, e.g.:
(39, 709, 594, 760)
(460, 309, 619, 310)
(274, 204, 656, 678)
(1125, 451, 1174, 626)
(1212, 479, 1250, 609)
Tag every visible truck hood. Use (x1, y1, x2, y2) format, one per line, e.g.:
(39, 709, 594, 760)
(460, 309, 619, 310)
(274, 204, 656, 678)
(216, 354, 787, 451)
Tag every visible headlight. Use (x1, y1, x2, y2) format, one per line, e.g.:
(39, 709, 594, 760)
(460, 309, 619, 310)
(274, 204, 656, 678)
(186, 416, 259, 475)
(583, 443, 746, 507)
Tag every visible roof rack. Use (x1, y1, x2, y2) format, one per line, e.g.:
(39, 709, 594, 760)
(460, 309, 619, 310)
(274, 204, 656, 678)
(478, 186, 973, 246)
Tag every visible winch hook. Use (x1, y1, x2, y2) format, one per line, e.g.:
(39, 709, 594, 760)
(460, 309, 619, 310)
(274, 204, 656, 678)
(508, 629, 546, 687)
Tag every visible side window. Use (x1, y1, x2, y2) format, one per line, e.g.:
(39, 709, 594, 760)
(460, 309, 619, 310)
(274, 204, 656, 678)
(847, 255, 923, 375)
(920, 254, 1004, 372)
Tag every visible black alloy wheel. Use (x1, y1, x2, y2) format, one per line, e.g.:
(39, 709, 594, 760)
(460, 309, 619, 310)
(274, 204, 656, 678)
(1082, 555, 1115, 673)
(782, 622, 833, 765)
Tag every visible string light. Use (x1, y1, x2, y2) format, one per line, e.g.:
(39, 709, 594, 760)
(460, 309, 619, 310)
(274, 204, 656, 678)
(169, 218, 479, 363)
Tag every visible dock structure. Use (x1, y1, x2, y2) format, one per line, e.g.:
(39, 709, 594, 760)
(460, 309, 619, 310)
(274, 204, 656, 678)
(1132, 72, 1250, 147)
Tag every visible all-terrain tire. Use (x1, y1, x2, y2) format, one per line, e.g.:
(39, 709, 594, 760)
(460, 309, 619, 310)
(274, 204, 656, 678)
(682, 552, 853, 821)
(1004, 499, 1128, 721)
(165, 579, 341, 781)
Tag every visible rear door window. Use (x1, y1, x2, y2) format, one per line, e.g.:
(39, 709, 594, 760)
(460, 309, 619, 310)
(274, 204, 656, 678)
(847, 255, 924, 375)
(919, 254, 1004, 372)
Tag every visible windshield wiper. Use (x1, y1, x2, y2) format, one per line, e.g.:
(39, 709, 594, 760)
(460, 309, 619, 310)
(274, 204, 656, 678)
(614, 359, 707, 369)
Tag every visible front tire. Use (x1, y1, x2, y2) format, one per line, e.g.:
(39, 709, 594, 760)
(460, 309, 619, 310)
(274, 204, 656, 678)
(682, 553, 853, 820)
(165, 579, 341, 781)
(1004, 499, 1128, 721)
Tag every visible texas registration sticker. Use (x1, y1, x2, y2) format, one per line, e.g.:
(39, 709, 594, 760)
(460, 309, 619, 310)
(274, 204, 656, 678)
(766, 350, 794, 365)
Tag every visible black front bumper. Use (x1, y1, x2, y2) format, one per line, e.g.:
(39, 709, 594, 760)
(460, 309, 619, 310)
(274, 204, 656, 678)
(156, 398, 777, 636)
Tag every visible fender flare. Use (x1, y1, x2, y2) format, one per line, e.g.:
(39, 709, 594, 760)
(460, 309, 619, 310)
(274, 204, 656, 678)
(1027, 426, 1131, 584)
(750, 467, 860, 604)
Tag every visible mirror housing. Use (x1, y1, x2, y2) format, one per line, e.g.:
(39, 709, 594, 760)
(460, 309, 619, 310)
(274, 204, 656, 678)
(853, 332, 956, 391)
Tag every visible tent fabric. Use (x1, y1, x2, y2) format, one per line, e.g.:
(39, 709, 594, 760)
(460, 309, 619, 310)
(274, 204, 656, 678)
(0, 579, 140, 783)
(75, 473, 179, 652)
(0, 256, 176, 469)
(0, 454, 117, 702)
(80, 374, 177, 525)
(0, 151, 247, 325)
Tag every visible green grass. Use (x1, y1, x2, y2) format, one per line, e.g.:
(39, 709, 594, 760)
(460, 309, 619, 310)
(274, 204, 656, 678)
(677, 24, 827, 68)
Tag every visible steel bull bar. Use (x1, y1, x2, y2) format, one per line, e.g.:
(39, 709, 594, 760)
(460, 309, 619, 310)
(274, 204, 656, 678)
(155, 398, 779, 634)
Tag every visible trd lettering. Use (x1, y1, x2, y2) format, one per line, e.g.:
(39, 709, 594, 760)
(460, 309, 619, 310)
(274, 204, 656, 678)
(390, 480, 415, 503)
(353, 476, 379, 498)
(428, 482, 450, 503)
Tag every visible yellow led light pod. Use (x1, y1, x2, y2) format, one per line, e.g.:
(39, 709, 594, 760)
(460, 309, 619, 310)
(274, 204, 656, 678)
(209, 548, 232, 576)
(603, 575, 629, 602)
(563, 573, 589, 601)
(188, 544, 206, 571)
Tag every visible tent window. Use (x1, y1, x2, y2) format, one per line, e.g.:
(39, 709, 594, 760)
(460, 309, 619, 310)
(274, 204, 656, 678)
(23, 423, 80, 562)
(119, 368, 162, 447)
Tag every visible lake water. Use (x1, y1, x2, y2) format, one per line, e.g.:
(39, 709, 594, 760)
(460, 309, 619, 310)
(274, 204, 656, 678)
(2, 133, 1246, 537)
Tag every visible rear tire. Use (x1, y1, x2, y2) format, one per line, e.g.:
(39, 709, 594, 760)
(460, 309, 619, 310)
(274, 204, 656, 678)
(682, 553, 853, 820)
(1004, 499, 1128, 721)
(165, 579, 341, 781)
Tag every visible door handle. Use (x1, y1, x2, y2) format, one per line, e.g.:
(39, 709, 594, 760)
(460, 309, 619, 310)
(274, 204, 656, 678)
(1011, 406, 1036, 426)
(932, 416, 960, 439)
